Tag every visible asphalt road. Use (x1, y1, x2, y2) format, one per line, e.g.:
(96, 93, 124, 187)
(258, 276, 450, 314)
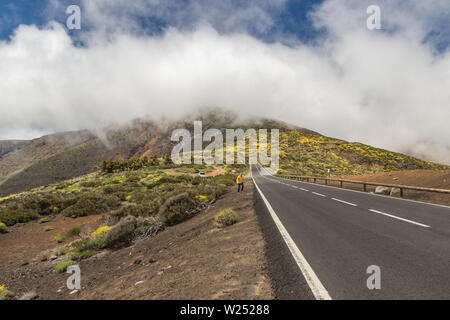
(251, 165, 450, 299)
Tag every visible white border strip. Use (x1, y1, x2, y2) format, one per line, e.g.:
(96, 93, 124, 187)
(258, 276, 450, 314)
(252, 167, 332, 300)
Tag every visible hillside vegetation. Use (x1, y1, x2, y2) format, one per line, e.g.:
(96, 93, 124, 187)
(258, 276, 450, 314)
(0, 161, 244, 267)
(0, 162, 240, 228)
(276, 130, 447, 176)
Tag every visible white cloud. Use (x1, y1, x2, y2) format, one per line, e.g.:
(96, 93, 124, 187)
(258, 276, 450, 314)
(0, 0, 449, 164)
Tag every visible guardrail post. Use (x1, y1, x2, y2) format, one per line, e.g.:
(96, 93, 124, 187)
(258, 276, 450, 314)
(325, 179, 328, 185)
(339, 181, 343, 188)
(307, 177, 309, 182)
(313, 178, 316, 183)
(363, 184, 367, 192)
(400, 188, 403, 197)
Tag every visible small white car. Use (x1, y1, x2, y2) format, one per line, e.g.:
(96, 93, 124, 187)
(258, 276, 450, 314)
(198, 172, 207, 178)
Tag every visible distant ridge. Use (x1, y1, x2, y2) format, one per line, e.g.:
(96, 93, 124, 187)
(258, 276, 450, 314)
(0, 109, 447, 196)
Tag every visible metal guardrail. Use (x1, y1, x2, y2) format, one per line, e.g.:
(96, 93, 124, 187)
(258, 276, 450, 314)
(277, 175, 450, 197)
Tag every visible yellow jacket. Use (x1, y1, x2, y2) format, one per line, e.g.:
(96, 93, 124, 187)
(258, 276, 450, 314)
(236, 175, 244, 184)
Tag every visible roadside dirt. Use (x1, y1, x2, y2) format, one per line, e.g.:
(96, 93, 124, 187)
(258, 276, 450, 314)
(0, 215, 102, 272)
(0, 179, 274, 300)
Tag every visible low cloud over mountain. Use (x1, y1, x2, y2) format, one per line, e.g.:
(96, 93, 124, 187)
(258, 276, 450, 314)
(0, 0, 449, 163)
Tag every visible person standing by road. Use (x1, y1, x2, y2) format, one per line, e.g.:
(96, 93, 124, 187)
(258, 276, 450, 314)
(236, 173, 244, 192)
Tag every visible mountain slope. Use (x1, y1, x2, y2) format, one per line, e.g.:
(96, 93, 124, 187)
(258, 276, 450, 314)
(0, 111, 447, 196)
(0, 131, 96, 185)
(276, 130, 447, 176)
(0, 120, 171, 196)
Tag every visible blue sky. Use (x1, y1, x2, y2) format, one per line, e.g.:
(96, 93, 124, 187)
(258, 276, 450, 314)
(1, 0, 448, 50)
(0, 1, 324, 43)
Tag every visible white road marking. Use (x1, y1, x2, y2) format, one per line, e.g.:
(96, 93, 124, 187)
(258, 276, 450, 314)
(300, 188, 309, 192)
(251, 172, 332, 300)
(271, 169, 450, 210)
(292, 186, 299, 189)
(312, 192, 326, 197)
(332, 198, 357, 207)
(368, 209, 430, 228)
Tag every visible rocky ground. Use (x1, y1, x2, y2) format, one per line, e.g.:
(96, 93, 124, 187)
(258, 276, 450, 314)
(0, 178, 274, 300)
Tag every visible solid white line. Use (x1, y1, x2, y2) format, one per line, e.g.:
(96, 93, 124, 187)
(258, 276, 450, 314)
(368, 209, 430, 228)
(312, 192, 326, 197)
(332, 198, 357, 207)
(251, 169, 332, 300)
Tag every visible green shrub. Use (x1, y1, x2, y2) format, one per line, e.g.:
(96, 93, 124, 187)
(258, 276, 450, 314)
(71, 237, 91, 251)
(67, 247, 93, 260)
(114, 204, 152, 218)
(38, 217, 50, 224)
(55, 260, 76, 273)
(104, 216, 137, 248)
(18, 193, 62, 215)
(44, 226, 53, 232)
(0, 209, 39, 226)
(212, 174, 236, 186)
(78, 249, 93, 259)
(191, 176, 202, 185)
(65, 226, 82, 238)
(102, 186, 115, 194)
(62, 197, 79, 209)
(88, 238, 106, 249)
(37, 199, 52, 213)
(214, 209, 239, 227)
(158, 192, 199, 226)
(127, 190, 150, 203)
(61, 194, 120, 217)
(56, 248, 66, 256)
(80, 180, 102, 188)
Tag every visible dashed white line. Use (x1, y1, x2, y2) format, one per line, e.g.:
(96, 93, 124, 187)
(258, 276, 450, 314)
(300, 188, 309, 192)
(312, 192, 326, 197)
(332, 198, 357, 207)
(368, 209, 430, 228)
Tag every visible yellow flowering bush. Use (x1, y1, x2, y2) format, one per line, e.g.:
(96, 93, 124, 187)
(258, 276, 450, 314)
(139, 174, 153, 182)
(0, 222, 8, 234)
(195, 195, 208, 202)
(92, 226, 111, 239)
(0, 193, 23, 203)
(0, 285, 14, 300)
